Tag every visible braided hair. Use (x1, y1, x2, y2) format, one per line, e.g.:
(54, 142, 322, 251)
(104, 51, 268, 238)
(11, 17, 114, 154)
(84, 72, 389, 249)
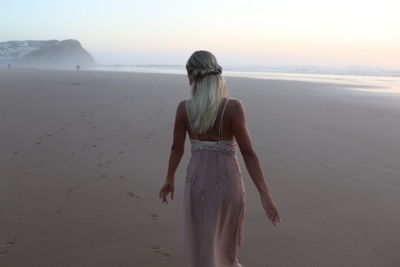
(185, 51, 228, 135)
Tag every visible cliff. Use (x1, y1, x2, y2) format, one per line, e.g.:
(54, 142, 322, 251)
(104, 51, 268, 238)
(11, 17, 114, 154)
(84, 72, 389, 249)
(0, 39, 95, 67)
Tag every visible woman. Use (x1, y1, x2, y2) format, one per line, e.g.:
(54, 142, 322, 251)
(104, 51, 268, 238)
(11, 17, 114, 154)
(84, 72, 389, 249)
(159, 50, 281, 267)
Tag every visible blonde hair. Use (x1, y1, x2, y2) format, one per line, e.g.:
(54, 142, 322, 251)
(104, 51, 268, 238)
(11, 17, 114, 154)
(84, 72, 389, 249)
(186, 50, 228, 135)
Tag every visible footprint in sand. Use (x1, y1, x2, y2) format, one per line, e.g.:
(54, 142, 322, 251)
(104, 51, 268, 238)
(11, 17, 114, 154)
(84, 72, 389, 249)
(0, 238, 18, 257)
(98, 160, 112, 168)
(372, 248, 383, 256)
(39, 232, 50, 241)
(127, 192, 141, 199)
(97, 173, 108, 179)
(150, 244, 171, 259)
(289, 156, 303, 162)
(44, 209, 61, 219)
(144, 131, 154, 140)
(0, 247, 8, 257)
(118, 150, 125, 154)
(318, 163, 335, 172)
(37, 160, 47, 167)
(35, 141, 42, 145)
(66, 187, 76, 196)
(4, 238, 17, 246)
(151, 213, 159, 224)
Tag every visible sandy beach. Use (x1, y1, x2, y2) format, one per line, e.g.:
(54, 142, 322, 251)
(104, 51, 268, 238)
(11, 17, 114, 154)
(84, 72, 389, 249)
(1, 68, 399, 267)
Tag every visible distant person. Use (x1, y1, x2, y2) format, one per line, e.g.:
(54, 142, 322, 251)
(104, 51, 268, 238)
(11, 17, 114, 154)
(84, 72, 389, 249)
(159, 50, 281, 267)
(76, 64, 80, 71)
(7, 63, 11, 69)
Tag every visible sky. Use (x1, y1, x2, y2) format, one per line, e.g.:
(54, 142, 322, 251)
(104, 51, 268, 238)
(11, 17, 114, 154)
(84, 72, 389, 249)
(1, 0, 399, 68)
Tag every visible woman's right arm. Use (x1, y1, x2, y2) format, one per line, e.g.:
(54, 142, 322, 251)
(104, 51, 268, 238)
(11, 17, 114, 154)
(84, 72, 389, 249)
(232, 99, 281, 225)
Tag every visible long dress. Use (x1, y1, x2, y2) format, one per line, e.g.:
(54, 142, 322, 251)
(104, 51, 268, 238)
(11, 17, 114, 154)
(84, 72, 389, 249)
(182, 97, 246, 267)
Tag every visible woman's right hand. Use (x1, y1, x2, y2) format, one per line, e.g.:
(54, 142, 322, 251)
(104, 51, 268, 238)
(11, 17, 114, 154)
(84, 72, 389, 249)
(260, 192, 282, 226)
(159, 179, 174, 205)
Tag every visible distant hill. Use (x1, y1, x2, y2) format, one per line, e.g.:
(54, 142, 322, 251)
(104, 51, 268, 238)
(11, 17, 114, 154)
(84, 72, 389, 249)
(0, 39, 95, 68)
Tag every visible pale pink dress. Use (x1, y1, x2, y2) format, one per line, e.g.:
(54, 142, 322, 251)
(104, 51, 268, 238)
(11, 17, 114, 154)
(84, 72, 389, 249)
(182, 97, 246, 267)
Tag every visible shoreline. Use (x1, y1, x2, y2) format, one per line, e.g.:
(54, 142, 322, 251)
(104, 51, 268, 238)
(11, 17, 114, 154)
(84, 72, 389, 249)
(2, 66, 400, 95)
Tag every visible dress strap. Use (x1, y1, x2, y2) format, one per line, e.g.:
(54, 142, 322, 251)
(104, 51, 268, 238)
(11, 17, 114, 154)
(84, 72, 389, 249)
(219, 97, 230, 141)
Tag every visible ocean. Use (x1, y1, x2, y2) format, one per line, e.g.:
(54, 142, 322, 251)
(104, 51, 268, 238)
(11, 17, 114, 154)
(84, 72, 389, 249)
(96, 64, 400, 94)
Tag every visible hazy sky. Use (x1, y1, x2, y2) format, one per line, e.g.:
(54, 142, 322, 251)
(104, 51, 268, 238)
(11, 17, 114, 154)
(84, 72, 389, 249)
(1, 0, 399, 67)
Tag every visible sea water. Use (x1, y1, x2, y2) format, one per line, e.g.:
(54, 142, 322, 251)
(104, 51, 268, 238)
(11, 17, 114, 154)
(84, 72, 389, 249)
(95, 64, 400, 94)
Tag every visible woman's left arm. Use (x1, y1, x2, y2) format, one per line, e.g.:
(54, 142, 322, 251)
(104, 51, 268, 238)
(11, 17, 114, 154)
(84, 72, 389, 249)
(159, 100, 186, 204)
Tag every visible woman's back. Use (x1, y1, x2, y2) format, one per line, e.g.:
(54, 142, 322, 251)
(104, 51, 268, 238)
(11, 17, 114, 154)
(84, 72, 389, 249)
(185, 97, 238, 142)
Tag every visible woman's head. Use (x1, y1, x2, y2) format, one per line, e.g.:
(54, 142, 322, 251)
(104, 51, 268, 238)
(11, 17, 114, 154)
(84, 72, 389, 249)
(186, 50, 223, 82)
(185, 50, 228, 135)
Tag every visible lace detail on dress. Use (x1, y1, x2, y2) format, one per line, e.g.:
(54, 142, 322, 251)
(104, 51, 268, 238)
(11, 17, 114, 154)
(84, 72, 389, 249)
(190, 139, 237, 155)
(187, 174, 227, 211)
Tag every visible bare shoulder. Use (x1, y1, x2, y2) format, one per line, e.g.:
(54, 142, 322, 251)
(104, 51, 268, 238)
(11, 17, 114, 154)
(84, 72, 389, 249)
(227, 97, 242, 104)
(176, 99, 188, 118)
(226, 97, 244, 113)
(178, 99, 186, 108)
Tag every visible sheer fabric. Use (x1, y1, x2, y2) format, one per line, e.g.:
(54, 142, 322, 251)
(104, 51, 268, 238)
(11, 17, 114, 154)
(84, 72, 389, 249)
(182, 97, 246, 267)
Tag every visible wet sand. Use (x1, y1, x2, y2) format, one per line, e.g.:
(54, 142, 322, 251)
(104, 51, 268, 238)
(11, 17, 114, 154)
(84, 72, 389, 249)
(1, 68, 399, 266)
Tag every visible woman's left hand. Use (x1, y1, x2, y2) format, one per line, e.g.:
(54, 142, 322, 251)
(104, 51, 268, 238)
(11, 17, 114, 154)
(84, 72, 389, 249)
(159, 179, 174, 204)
